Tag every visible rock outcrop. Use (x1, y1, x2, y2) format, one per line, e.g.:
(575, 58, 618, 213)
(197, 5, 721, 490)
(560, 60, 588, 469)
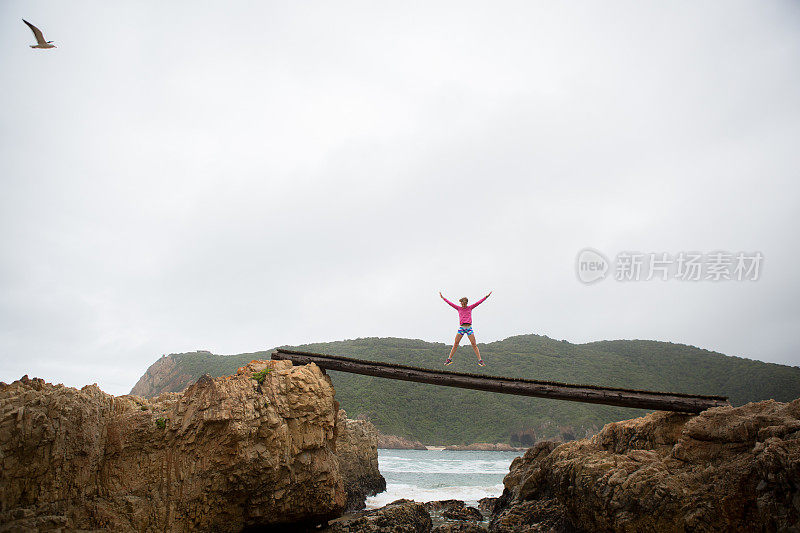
(492, 399, 800, 532)
(129, 352, 209, 397)
(336, 409, 387, 511)
(432, 523, 486, 533)
(376, 433, 427, 450)
(0, 360, 348, 532)
(325, 500, 432, 533)
(332, 499, 488, 533)
(443, 443, 522, 452)
(424, 500, 483, 522)
(477, 497, 498, 517)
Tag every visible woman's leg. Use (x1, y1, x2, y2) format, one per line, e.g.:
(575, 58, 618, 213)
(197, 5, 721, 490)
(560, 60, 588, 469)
(468, 334, 482, 360)
(448, 333, 463, 359)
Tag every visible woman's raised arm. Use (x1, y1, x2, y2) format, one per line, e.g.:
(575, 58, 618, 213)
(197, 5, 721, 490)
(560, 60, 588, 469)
(469, 291, 492, 309)
(440, 291, 459, 309)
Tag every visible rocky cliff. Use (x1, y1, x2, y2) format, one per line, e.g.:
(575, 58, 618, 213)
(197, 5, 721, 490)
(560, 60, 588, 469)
(0, 360, 382, 532)
(492, 398, 800, 532)
(376, 433, 427, 450)
(336, 409, 386, 511)
(129, 352, 208, 397)
(443, 443, 523, 452)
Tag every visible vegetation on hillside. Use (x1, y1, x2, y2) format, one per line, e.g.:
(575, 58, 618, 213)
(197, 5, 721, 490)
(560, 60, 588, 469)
(151, 335, 800, 444)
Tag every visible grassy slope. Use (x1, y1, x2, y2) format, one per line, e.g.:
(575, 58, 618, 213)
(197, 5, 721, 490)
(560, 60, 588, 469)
(157, 335, 800, 444)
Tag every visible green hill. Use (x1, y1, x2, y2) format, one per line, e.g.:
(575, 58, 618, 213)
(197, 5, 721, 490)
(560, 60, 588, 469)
(130, 335, 800, 445)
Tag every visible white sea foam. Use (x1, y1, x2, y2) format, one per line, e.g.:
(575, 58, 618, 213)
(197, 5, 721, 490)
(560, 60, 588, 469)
(366, 449, 518, 510)
(365, 483, 505, 509)
(379, 457, 512, 474)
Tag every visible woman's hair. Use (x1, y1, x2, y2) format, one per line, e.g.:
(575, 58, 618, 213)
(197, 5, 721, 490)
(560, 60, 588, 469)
(459, 297, 469, 306)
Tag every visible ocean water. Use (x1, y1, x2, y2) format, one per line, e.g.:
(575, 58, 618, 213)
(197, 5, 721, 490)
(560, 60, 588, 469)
(365, 449, 522, 509)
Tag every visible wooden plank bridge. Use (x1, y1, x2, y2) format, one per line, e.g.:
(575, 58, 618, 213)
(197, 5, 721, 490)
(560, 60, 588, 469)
(271, 349, 729, 413)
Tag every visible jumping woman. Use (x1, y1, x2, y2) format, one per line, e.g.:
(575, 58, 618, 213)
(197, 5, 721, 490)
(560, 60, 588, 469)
(439, 291, 492, 366)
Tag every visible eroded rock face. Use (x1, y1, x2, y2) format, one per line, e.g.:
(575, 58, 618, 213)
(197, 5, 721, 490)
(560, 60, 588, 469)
(493, 399, 800, 532)
(0, 360, 347, 532)
(129, 352, 202, 397)
(336, 409, 387, 511)
(491, 498, 574, 533)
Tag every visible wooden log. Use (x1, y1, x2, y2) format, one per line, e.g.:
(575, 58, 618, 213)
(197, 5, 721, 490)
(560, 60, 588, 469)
(271, 349, 729, 414)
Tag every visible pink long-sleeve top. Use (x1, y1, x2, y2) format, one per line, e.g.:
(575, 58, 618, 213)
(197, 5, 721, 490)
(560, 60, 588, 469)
(442, 295, 489, 325)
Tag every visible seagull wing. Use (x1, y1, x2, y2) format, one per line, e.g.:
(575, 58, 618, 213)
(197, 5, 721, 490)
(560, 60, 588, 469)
(22, 19, 47, 45)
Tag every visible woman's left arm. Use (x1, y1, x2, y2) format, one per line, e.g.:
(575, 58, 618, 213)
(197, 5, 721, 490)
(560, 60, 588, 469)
(470, 291, 492, 308)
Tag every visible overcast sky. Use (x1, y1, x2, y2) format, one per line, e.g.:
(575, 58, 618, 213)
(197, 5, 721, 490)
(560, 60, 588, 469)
(2, 1, 799, 396)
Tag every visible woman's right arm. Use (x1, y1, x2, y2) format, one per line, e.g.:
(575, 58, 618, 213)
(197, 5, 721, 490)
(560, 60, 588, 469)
(440, 292, 459, 309)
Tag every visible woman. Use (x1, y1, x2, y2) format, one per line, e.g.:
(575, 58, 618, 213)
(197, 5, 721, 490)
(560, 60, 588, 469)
(439, 290, 492, 366)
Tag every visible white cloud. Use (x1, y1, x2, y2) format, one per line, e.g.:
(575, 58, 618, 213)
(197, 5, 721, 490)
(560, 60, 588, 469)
(1, 1, 798, 395)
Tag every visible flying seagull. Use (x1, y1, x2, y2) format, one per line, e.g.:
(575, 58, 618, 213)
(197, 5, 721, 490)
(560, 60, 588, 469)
(23, 19, 56, 49)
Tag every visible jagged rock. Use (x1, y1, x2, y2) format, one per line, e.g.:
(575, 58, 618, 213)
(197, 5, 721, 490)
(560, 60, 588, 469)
(494, 399, 800, 532)
(326, 500, 432, 532)
(0, 361, 347, 532)
(441, 505, 483, 522)
(489, 498, 575, 533)
(501, 441, 561, 502)
(336, 409, 387, 511)
(477, 497, 498, 517)
(424, 500, 485, 531)
(424, 500, 465, 512)
(377, 433, 427, 450)
(424, 500, 483, 522)
(432, 523, 487, 532)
